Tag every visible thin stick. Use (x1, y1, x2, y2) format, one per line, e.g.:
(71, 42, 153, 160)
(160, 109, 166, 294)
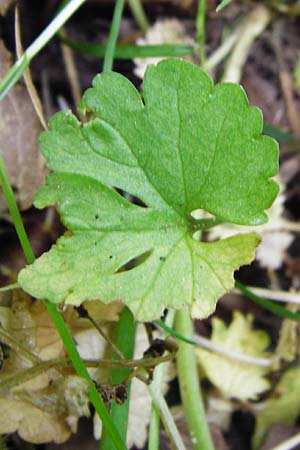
(148, 379, 187, 450)
(273, 21, 300, 135)
(60, 27, 82, 108)
(234, 285, 300, 305)
(156, 319, 274, 368)
(221, 6, 271, 83)
(15, 7, 47, 130)
(269, 432, 300, 450)
(148, 311, 175, 450)
(0, 327, 40, 365)
(192, 334, 274, 367)
(205, 30, 238, 72)
(77, 305, 125, 359)
(0, 283, 19, 292)
(0, 354, 174, 392)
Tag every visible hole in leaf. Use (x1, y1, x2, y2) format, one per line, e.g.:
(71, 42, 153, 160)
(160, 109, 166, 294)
(114, 187, 148, 208)
(115, 250, 153, 273)
(190, 209, 215, 220)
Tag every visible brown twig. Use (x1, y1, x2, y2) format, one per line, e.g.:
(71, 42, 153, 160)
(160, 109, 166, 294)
(273, 21, 300, 136)
(60, 27, 83, 113)
(14, 7, 47, 130)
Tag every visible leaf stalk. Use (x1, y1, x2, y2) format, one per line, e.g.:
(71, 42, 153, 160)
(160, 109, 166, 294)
(175, 308, 214, 450)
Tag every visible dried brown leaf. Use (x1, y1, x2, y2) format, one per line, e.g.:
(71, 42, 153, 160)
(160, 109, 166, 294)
(0, 41, 45, 211)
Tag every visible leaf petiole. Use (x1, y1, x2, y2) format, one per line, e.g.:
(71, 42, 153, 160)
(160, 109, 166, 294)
(175, 308, 214, 450)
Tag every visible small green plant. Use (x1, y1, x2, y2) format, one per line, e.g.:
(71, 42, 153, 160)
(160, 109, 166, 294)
(18, 59, 278, 321)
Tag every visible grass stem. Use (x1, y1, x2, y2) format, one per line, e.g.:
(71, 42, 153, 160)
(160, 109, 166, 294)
(127, 0, 150, 32)
(148, 311, 175, 450)
(0, 148, 126, 450)
(196, 0, 206, 68)
(103, 0, 126, 72)
(0, 0, 86, 100)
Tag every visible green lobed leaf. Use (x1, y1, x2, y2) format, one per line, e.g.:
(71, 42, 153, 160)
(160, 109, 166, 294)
(18, 59, 278, 321)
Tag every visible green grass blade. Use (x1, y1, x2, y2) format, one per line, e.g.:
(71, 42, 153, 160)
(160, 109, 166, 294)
(0, 56, 29, 101)
(0, 148, 126, 450)
(263, 123, 294, 143)
(127, 0, 149, 32)
(235, 281, 300, 321)
(103, 0, 126, 72)
(0, 0, 86, 101)
(0, 151, 35, 263)
(59, 35, 194, 59)
(216, 0, 232, 12)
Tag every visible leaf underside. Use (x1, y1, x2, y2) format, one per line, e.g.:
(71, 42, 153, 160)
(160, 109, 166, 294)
(18, 59, 278, 321)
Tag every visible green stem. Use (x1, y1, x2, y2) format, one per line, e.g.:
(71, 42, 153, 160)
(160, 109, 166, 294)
(0, 150, 125, 450)
(100, 308, 136, 450)
(196, 0, 206, 68)
(59, 36, 195, 59)
(0, 0, 86, 100)
(103, 0, 126, 72)
(175, 308, 214, 450)
(155, 319, 196, 346)
(148, 402, 160, 450)
(148, 312, 175, 450)
(127, 0, 149, 32)
(235, 281, 300, 321)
